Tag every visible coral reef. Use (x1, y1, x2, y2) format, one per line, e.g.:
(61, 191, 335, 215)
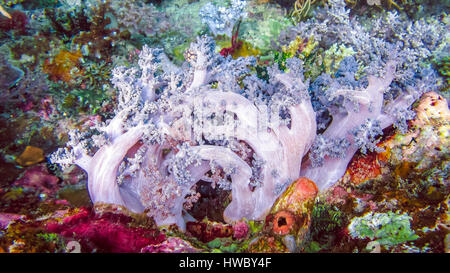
(301, 59, 399, 189)
(199, 0, 248, 37)
(275, 0, 447, 189)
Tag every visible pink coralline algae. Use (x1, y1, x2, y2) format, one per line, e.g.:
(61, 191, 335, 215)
(14, 164, 60, 196)
(326, 186, 350, 205)
(45, 207, 165, 253)
(232, 221, 249, 239)
(140, 237, 200, 253)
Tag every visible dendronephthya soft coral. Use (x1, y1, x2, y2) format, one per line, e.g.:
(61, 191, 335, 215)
(52, 0, 445, 230)
(52, 36, 316, 230)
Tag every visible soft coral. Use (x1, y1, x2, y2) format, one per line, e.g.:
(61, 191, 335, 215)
(0, 10, 28, 34)
(46, 207, 165, 253)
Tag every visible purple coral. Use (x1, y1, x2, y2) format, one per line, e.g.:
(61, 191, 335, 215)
(51, 36, 316, 230)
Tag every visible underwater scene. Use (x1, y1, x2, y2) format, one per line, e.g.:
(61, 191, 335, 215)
(0, 0, 448, 254)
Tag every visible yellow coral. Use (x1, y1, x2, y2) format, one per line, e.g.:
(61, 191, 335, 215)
(231, 41, 261, 59)
(301, 37, 318, 58)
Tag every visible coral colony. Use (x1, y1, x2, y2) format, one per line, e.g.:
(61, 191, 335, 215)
(199, 0, 248, 37)
(0, 0, 449, 253)
(51, 0, 444, 230)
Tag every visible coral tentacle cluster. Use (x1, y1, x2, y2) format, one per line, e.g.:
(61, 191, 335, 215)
(52, 36, 317, 230)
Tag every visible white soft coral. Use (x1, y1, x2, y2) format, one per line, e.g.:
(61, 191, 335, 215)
(300, 61, 401, 189)
(52, 36, 316, 230)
